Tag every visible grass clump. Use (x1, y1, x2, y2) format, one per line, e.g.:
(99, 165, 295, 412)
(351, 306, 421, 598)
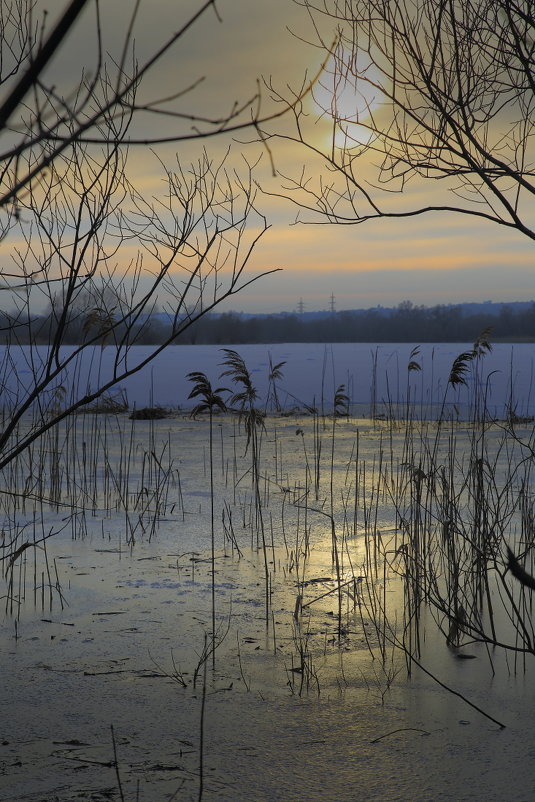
(129, 406, 170, 420)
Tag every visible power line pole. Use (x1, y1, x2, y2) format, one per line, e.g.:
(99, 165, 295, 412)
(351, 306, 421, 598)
(297, 298, 305, 315)
(329, 293, 336, 316)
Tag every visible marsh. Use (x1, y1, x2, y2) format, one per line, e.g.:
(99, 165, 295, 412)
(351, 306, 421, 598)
(2, 342, 535, 801)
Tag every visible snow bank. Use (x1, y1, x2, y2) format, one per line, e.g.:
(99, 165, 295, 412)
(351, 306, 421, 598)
(2, 342, 534, 419)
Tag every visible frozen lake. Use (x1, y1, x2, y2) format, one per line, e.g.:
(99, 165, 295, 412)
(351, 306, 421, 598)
(2, 341, 535, 800)
(3, 412, 535, 801)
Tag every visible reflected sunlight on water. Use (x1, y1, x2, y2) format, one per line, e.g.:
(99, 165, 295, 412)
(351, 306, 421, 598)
(2, 410, 535, 800)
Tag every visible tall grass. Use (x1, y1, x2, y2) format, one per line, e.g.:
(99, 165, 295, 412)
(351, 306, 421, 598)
(187, 371, 227, 667)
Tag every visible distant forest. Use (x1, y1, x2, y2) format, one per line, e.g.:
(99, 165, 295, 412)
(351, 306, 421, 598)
(3, 300, 535, 345)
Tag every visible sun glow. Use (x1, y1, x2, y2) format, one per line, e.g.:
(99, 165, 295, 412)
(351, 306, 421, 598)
(312, 48, 382, 148)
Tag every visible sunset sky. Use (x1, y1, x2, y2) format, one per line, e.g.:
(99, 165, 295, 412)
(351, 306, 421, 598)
(21, 0, 535, 313)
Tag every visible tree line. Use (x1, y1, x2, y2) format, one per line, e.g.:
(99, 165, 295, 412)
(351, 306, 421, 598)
(4, 300, 534, 345)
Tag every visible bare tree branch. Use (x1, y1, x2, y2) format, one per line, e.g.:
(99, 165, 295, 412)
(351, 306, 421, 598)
(0, 1, 285, 473)
(265, 0, 535, 239)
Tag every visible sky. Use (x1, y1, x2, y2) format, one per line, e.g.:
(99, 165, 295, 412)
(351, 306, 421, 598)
(7, 0, 535, 314)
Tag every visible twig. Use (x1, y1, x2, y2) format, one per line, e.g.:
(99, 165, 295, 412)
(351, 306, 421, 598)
(110, 724, 125, 802)
(371, 727, 430, 743)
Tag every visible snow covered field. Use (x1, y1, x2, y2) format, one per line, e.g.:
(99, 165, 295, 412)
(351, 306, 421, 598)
(4, 341, 535, 418)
